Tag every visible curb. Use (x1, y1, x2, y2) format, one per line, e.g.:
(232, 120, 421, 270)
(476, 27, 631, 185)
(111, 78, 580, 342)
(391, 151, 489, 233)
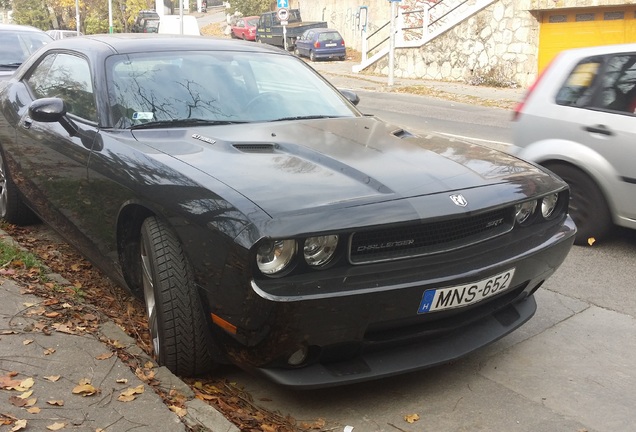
(0, 227, 239, 432)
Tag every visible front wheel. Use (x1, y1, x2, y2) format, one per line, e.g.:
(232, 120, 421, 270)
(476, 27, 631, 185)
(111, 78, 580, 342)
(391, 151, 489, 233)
(0, 149, 38, 225)
(140, 216, 218, 375)
(543, 162, 613, 245)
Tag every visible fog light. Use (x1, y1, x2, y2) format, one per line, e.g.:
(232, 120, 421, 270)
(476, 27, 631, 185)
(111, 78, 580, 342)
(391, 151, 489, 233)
(287, 346, 309, 366)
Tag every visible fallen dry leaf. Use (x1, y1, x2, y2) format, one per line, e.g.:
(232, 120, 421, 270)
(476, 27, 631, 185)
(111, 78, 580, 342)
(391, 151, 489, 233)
(22, 339, 33, 345)
(43, 348, 56, 355)
(19, 378, 34, 390)
(72, 383, 99, 397)
(117, 384, 145, 402)
(18, 390, 33, 399)
(404, 413, 420, 423)
(9, 396, 29, 407)
(95, 352, 114, 360)
(588, 237, 596, 246)
(44, 375, 61, 382)
(46, 422, 66, 430)
(169, 405, 187, 417)
(0, 373, 22, 390)
(116, 378, 128, 384)
(10, 419, 27, 431)
(47, 400, 64, 406)
(26, 407, 41, 414)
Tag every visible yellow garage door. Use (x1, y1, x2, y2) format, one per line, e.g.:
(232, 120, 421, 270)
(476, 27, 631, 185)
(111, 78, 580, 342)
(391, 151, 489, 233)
(539, 6, 636, 72)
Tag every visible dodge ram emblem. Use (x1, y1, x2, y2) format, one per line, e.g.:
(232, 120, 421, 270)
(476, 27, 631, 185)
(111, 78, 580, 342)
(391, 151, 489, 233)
(450, 194, 468, 207)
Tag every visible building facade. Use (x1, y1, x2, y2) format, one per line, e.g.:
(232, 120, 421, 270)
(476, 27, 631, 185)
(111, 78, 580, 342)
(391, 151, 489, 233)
(298, 0, 636, 87)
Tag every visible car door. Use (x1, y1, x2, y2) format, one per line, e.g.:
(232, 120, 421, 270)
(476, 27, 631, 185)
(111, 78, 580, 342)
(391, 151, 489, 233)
(296, 31, 312, 56)
(9, 51, 102, 249)
(564, 53, 636, 220)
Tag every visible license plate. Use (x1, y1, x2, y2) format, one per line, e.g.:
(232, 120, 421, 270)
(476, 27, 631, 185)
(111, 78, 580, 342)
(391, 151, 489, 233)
(325, 43, 337, 47)
(417, 269, 515, 314)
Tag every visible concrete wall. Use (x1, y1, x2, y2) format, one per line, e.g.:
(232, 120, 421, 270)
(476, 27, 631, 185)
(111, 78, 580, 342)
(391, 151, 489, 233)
(298, 0, 635, 87)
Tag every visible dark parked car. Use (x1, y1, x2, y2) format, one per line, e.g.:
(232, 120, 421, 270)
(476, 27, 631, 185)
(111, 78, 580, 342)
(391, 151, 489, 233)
(0, 24, 52, 80)
(0, 35, 575, 388)
(132, 10, 160, 32)
(295, 28, 346, 62)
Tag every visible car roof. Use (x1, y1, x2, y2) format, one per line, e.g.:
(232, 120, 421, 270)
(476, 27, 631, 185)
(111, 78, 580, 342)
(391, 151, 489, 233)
(556, 42, 636, 59)
(0, 23, 49, 33)
(42, 34, 289, 56)
(312, 28, 342, 34)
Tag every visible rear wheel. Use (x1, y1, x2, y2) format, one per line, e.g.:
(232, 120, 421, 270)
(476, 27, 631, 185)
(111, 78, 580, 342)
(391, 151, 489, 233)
(309, 50, 316, 62)
(140, 216, 218, 375)
(543, 162, 612, 245)
(0, 149, 38, 225)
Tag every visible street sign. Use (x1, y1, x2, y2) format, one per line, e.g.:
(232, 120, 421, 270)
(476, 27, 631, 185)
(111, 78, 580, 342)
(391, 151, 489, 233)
(277, 8, 289, 22)
(277, 0, 289, 8)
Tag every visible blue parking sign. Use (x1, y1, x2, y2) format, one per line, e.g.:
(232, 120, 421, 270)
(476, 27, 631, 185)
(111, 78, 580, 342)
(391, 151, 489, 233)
(277, 0, 288, 8)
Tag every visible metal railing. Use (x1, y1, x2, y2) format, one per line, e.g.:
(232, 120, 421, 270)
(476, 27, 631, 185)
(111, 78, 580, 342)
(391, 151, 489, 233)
(357, 0, 485, 67)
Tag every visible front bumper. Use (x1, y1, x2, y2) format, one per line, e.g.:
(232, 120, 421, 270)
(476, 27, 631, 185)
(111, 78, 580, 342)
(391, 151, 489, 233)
(217, 216, 575, 388)
(254, 295, 536, 388)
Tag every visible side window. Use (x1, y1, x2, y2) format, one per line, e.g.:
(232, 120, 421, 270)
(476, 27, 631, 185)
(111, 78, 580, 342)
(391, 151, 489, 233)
(555, 56, 602, 108)
(591, 54, 636, 114)
(26, 52, 97, 122)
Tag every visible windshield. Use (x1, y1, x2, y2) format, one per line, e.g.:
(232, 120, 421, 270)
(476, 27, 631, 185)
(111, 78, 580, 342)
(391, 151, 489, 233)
(0, 30, 51, 69)
(247, 18, 259, 27)
(106, 51, 359, 128)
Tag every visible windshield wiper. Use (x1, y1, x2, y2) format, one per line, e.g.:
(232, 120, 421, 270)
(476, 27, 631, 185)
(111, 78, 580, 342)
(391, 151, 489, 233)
(270, 115, 343, 122)
(130, 118, 248, 130)
(0, 63, 22, 68)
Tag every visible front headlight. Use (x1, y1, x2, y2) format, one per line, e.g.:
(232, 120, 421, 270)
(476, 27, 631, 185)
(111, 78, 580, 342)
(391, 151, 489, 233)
(304, 235, 339, 267)
(541, 193, 559, 219)
(256, 239, 296, 275)
(515, 200, 537, 225)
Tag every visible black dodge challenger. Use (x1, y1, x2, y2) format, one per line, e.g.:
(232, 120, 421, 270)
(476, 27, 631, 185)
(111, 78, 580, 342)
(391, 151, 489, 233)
(0, 35, 575, 388)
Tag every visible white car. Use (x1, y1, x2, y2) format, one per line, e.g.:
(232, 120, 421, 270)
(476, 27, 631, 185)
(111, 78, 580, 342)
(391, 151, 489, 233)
(46, 29, 83, 40)
(512, 43, 636, 245)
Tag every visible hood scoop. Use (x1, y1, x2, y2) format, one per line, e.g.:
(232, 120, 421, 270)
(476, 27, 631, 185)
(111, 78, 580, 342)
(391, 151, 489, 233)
(233, 143, 277, 153)
(392, 128, 415, 139)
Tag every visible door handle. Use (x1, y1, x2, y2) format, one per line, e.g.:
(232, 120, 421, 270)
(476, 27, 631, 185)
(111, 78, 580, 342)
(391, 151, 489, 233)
(21, 116, 32, 129)
(584, 124, 613, 136)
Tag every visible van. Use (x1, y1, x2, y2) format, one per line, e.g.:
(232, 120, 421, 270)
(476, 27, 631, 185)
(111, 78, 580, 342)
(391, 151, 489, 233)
(157, 15, 200, 35)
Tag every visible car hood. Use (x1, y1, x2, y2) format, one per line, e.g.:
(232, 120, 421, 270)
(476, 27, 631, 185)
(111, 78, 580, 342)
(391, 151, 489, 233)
(131, 117, 547, 217)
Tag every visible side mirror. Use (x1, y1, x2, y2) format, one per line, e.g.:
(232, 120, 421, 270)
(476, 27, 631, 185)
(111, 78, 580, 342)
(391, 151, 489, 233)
(29, 97, 78, 137)
(339, 89, 360, 106)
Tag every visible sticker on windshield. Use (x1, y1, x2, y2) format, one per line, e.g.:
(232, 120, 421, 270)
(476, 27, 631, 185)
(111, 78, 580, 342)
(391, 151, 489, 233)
(132, 112, 154, 120)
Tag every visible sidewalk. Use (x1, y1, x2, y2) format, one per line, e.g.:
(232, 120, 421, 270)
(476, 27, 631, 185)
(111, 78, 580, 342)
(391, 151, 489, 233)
(308, 58, 526, 109)
(0, 233, 238, 432)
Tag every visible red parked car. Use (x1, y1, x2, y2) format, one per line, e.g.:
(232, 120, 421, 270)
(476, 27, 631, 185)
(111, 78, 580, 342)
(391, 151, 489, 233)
(231, 16, 259, 41)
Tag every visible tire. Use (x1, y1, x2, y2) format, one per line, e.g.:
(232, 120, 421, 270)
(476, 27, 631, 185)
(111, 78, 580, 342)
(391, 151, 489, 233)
(543, 162, 612, 245)
(309, 50, 316, 62)
(0, 149, 38, 225)
(294, 47, 300, 57)
(339, 56, 346, 61)
(140, 216, 218, 376)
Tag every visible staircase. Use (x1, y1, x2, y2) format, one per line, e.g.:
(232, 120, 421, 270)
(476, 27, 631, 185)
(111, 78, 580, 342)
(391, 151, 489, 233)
(352, 0, 497, 73)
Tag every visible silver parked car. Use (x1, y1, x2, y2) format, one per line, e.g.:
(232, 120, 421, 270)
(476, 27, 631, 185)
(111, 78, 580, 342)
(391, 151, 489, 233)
(512, 43, 636, 245)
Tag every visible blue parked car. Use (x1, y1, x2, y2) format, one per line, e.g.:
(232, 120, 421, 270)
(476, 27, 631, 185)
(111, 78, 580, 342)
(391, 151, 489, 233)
(294, 28, 346, 62)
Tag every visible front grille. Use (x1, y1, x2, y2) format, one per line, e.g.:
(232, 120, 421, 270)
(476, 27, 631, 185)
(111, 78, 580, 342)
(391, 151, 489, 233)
(349, 207, 514, 264)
